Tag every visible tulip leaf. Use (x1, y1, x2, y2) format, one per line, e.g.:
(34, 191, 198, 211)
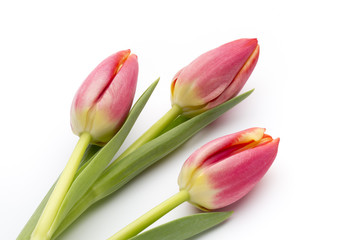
(51, 89, 254, 239)
(129, 212, 233, 240)
(92, 89, 255, 199)
(16, 144, 101, 240)
(48, 79, 159, 236)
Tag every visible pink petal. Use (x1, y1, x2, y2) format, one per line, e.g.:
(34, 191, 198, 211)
(179, 128, 265, 191)
(96, 54, 138, 123)
(72, 50, 131, 110)
(205, 44, 260, 110)
(174, 39, 258, 107)
(208, 138, 280, 209)
(185, 127, 265, 169)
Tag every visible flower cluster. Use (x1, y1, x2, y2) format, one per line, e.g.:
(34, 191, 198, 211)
(20, 38, 279, 240)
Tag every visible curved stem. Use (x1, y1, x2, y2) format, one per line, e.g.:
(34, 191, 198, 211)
(109, 104, 182, 168)
(30, 132, 91, 240)
(108, 190, 190, 240)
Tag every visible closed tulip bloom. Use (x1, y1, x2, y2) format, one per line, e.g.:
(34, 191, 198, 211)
(70, 50, 138, 145)
(178, 128, 279, 210)
(171, 38, 259, 116)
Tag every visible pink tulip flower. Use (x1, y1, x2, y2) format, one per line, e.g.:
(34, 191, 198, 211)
(171, 38, 259, 116)
(178, 127, 279, 210)
(70, 50, 138, 145)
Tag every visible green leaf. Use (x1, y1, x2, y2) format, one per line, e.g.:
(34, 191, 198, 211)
(52, 89, 252, 238)
(48, 79, 159, 236)
(16, 144, 101, 240)
(93, 89, 254, 199)
(129, 212, 233, 240)
(51, 89, 253, 239)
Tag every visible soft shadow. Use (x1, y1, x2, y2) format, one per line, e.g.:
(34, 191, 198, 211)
(186, 180, 273, 240)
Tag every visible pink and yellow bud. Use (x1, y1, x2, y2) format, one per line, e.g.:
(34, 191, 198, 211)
(171, 38, 260, 116)
(70, 50, 138, 145)
(178, 128, 279, 210)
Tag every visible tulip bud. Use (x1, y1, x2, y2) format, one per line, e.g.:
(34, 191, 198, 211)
(178, 128, 279, 210)
(171, 38, 259, 117)
(70, 50, 138, 145)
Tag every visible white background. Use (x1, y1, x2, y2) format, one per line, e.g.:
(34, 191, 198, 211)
(1, 0, 359, 239)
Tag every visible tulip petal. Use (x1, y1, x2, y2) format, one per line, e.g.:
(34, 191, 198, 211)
(178, 128, 265, 191)
(73, 50, 131, 110)
(186, 127, 265, 168)
(170, 68, 184, 97)
(90, 54, 138, 143)
(205, 44, 260, 110)
(207, 138, 280, 209)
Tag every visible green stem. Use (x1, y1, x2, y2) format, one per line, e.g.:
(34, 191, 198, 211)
(109, 104, 182, 168)
(30, 132, 91, 240)
(108, 190, 190, 240)
(51, 189, 97, 239)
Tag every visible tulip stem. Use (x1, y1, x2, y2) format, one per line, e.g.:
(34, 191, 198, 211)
(109, 104, 182, 168)
(108, 190, 190, 240)
(31, 132, 92, 240)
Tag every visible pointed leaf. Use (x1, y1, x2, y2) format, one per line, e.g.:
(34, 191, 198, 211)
(52, 89, 253, 238)
(129, 212, 232, 240)
(93, 89, 254, 199)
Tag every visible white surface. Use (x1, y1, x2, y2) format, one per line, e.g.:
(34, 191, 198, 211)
(1, 1, 359, 239)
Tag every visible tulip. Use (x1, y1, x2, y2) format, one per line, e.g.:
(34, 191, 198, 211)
(171, 38, 259, 116)
(108, 128, 279, 240)
(31, 50, 138, 240)
(71, 49, 138, 145)
(178, 127, 279, 210)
